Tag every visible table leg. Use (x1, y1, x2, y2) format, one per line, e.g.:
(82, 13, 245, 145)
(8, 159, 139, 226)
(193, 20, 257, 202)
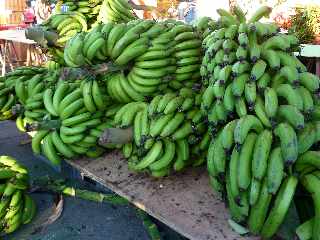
(5, 41, 14, 71)
(34, 46, 40, 65)
(30, 45, 36, 66)
(316, 58, 320, 77)
(0, 41, 5, 76)
(2, 40, 7, 76)
(26, 45, 31, 66)
(10, 41, 19, 65)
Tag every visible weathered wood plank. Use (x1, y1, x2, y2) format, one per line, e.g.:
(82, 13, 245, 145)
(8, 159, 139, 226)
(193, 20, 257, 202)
(67, 151, 258, 240)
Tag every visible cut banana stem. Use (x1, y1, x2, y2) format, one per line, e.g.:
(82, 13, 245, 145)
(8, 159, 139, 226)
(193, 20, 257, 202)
(99, 127, 133, 145)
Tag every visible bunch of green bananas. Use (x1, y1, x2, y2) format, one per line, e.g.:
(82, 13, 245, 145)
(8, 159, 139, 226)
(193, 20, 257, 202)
(28, 77, 118, 165)
(30, 0, 138, 64)
(200, 5, 320, 239)
(113, 87, 209, 177)
(0, 156, 36, 235)
(98, 0, 137, 24)
(56, 0, 103, 19)
(194, 16, 218, 40)
(297, 169, 320, 240)
(0, 77, 16, 121)
(0, 67, 48, 122)
(37, 11, 88, 64)
(63, 20, 204, 97)
(43, 11, 88, 46)
(44, 60, 61, 71)
(13, 69, 60, 123)
(0, 65, 116, 165)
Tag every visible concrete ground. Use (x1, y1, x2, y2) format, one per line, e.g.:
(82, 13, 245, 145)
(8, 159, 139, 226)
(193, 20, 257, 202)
(0, 121, 185, 240)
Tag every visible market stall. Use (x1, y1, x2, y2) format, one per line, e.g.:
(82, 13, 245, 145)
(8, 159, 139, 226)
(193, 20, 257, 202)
(0, 1, 320, 240)
(0, 29, 43, 76)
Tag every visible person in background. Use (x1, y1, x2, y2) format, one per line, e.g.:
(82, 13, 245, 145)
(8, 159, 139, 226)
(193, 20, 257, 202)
(167, 2, 178, 19)
(177, 0, 196, 23)
(23, 0, 36, 25)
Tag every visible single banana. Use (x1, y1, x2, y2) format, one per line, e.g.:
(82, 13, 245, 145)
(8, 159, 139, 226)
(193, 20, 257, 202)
(261, 176, 298, 238)
(267, 147, 284, 194)
(274, 123, 298, 166)
(234, 115, 263, 145)
(238, 132, 257, 190)
(252, 130, 272, 180)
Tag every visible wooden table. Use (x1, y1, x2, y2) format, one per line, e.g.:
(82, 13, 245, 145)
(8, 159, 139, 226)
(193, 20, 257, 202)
(0, 29, 39, 76)
(64, 151, 258, 240)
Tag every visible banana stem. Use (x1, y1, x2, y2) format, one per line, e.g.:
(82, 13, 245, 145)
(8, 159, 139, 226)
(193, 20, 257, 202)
(57, 186, 128, 205)
(98, 127, 133, 145)
(25, 27, 59, 47)
(25, 120, 61, 132)
(91, 63, 128, 74)
(11, 104, 23, 116)
(33, 177, 128, 205)
(136, 209, 161, 240)
(59, 64, 127, 81)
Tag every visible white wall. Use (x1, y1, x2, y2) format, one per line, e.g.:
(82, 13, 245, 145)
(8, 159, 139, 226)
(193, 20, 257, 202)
(196, 0, 230, 20)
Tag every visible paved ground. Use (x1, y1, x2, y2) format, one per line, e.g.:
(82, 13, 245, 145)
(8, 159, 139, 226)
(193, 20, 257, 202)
(0, 121, 184, 240)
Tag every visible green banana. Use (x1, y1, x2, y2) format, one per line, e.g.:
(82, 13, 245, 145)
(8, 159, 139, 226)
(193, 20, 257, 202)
(42, 133, 61, 166)
(149, 139, 175, 171)
(276, 84, 303, 111)
(238, 132, 257, 190)
(277, 105, 305, 130)
(133, 141, 163, 171)
(264, 87, 278, 119)
(250, 59, 267, 81)
(248, 178, 272, 234)
(249, 178, 261, 206)
(267, 147, 284, 194)
(234, 115, 263, 145)
(261, 176, 298, 238)
(160, 112, 185, 137)
(274, 123, 298, 166)
(298, 123, 316, 154)
(252, 130, 272, 180)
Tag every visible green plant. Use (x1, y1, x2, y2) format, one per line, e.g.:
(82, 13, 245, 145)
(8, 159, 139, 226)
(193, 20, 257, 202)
(289, 6, 320, 44)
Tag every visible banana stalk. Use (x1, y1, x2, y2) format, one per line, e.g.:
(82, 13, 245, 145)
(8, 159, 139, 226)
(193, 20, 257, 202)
(33, 178, 128, 205)
(25, 120, 62, 132)
(135, 209, 161, 240)
(99, 127, 133, 145)
(25, 27, 59, 48)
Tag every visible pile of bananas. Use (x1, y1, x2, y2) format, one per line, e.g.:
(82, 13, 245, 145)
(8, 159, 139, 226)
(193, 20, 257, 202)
(98, 0, 137, 23)
(45, 12, 88, 46)
(194, 16, 217, 40)
(0, 156, 36, 234)
(18, 71, 118, 164)
(115, 87, 208, 177)
(34, 11, 88, 64)
(0, 67, 48, 121)
(29, 77, 118, 165)
(29, 0, 138, 65)
(200, 6, 320, 239)
(0, 65, 118, 165)
(295, 154, 320, 240)
(56, 0, 103, 22)
(13, 69, 60, 123)
(63, 19, 204, 97)
(45, 60, 61, 71)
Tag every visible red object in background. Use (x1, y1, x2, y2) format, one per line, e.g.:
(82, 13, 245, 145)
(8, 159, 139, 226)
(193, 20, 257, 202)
(0, 23, 28, 30)
(23, 8, 36, 24)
